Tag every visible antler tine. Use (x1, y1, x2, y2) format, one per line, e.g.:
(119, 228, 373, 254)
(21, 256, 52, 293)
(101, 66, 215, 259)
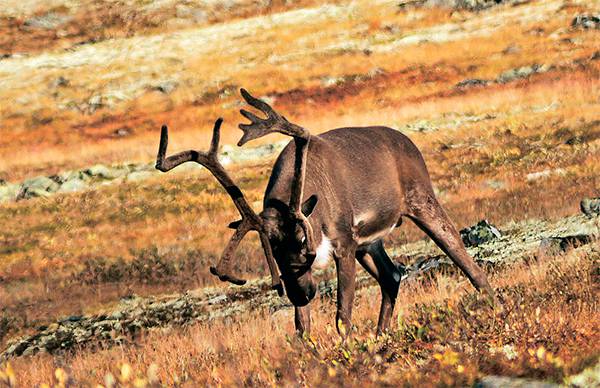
(155, 118, 283, 294)
(240, 88, 278, 118)
(208, 118, 221, 158)
(238, 88, 309, 146)
(237, 89, 316, 257)
(155, 118, 223, 172)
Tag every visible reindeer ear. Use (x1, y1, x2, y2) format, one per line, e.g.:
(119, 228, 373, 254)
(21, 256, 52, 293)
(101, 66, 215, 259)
(301, 195, 318, 217)
(228, 220, 242, 229)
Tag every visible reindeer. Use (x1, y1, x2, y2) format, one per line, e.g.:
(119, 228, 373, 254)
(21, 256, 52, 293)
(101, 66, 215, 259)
(155, 89, 496, 335)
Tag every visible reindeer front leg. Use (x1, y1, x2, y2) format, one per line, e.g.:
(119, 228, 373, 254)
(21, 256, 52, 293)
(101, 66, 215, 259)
(294, 305, 311, 335)
(334, 243, 357, 336)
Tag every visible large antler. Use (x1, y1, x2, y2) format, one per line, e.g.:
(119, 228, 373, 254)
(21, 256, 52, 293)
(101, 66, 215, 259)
(155, 118, 283, 295)
(238, 89, 316, 258)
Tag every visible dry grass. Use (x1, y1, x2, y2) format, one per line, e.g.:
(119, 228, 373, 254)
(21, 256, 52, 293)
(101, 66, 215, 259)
(1, 0, 599, 385)
(3, 244, 598, 386)
(0, 0, 597, 181)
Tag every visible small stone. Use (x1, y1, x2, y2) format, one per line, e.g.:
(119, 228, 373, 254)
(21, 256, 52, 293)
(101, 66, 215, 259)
(113, 127, 132, 137)
(51, 76, 70, 88)
(320, 76, 343, 87)
(82, 95, 104, 114)
(460, 220, 502, 247)
(526, 168, 565, 182)
(152, 81, 178, 94)
(477, 375, 558, 388)
(84, 164, 118, 179)
(538, 238, 563, 256)
(502, 44, 521, 55)
(18, 176, 60, 199)
(580, 197, 600, 217)
(456, 78, 489, 89)
(58, 178, 87, 193)
(62, 315, 84, 323)
(486, 180, 506, 190)
(57, 170, 89, 183)
(0, 183, 19, 203)
(539, 235, 592, 256)
(207, 295, 227, 305)
(126, 171, 155, 182)
(24, 12, 71, 30)
(571, 14, 600, 30)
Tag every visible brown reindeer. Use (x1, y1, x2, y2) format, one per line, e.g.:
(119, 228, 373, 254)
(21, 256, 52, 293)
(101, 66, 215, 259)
(155, 89, 496, 335)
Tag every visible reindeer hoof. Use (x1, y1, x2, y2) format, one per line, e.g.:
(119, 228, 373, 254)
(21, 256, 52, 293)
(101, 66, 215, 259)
(272, 283, 284, 297)
(209, 267, 247, 285)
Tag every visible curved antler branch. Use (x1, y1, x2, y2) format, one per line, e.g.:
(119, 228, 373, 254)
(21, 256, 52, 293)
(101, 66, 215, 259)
(238, 89, 316, 256)
(238, 88, 309, 146)
(155, 118, 283, 295)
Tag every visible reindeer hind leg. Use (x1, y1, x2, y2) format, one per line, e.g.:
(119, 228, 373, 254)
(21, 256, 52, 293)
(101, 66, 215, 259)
(406, 194, 494, 297)
(356, 240, 402, 334)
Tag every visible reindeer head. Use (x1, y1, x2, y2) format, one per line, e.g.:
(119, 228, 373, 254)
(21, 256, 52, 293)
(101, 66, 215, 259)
(155, 89, 318, 306)
(260, 195, 319, 306)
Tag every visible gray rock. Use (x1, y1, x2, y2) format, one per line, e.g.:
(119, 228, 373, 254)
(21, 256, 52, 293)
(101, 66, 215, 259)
(451, 0, 516, 11)
(84, 164, 125, 180)
(502, 44, 521, 55)
(57, 178, 87, 193)
(539, 235, 592, 256)
(24, 12, 71, 30)
(152, 81, 179, 94)
(571, 14, 600, 30)
(0, 183, 19, 203)
(18, 176, 60, 199)
(113, 127, 132, 137)
(456, 78, 489, 89)
(128, 163, 154, 172)
(85, 164, 110, 178)
(58, 170, 90, 183)
(476, 375, 558, 388)
(526, 168, 565, 182)
(580, 197, 600, 218)
(207, 295, 227, 305)
(175, 5, 208, 23)
(320, 76, 344, 87)
(497, 64, 549, 83)
(86, 95, 104, 114)
(398, 119, 438, 133)
(565, 360, 600, 387)
(126, 171, 155, 182)
(485, 180, 506, 190)
(51, 76, 70, 88)
(460, 220, 502, 247)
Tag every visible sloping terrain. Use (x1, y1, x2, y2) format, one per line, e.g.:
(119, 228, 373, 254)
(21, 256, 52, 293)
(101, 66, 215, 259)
(0, 0, 599, 385)
(1, 213, 597, 360)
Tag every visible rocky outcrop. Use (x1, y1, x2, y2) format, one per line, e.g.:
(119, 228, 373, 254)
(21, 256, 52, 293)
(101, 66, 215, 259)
(0, 141, 287, 204)
(496, 64, 550, 84)
(455, 63, 551, 89)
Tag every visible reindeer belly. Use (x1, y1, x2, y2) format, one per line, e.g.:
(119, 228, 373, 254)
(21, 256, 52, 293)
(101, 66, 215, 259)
(353, 209, 401, 248)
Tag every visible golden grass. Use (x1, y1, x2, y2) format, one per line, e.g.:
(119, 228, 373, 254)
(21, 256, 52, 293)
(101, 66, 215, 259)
(0, 0, 597, 181)
(3, 244, 598, 386)
(1, 0, 599, 384)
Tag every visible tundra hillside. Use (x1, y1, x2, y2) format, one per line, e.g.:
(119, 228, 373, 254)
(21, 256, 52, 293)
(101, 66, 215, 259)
(0, 0, 599, 386)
